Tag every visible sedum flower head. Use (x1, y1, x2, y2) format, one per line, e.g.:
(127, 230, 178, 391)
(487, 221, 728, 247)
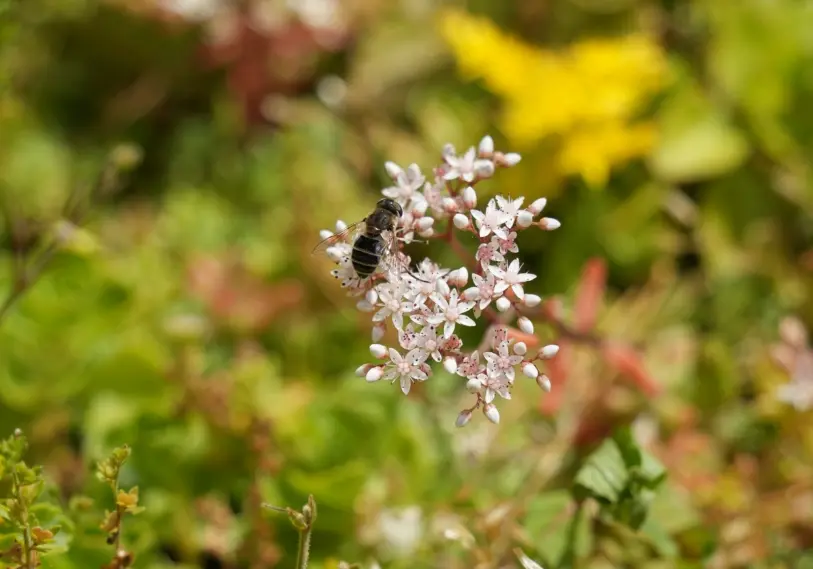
(317, 135, 560, 426)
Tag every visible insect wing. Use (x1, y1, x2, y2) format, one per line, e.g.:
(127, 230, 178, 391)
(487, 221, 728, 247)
(311, 220, 366, 255)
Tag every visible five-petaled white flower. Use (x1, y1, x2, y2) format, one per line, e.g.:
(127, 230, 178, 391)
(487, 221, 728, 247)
(471, 199, 511, 239)
(484, 341, 524, 382)
(383, 163, 425, 204)
(441, 145, 493, 184)
(465, 272, 502, 310)
(428, 289, 476, 339)
(490, 259, 536, 300)
(479, 371, 512, 403)
(495, 196, 524, 228)
(416, 326, 444, 362)
(373, 281, 414, 330)
(384, 347, 430, 395)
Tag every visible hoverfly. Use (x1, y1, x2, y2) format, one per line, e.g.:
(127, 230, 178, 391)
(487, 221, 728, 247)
(312, 198, 425, 284)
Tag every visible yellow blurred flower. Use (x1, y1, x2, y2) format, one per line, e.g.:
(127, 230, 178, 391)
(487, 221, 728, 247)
(438, 9, 669, 188)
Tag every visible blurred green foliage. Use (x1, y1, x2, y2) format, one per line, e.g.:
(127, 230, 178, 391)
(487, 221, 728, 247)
(1, 0, 813, 568)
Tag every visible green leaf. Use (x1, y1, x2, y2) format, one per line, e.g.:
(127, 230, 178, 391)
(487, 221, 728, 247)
(574, 439, 629, 503)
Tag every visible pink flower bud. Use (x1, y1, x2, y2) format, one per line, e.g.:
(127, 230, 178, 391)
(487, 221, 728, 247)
(412, 198, 429, 216)
(513, 342, 527, 356)
(385, 161, 403, 180)
(537, 374, 552, 392)
(528, 198, 547, 215)
(478, 135, 494, 157)
(418, 227, 434, 238)
(370, 344, 387, 358)
(356, 363, 372, 377)
(442, 197, 458, 213)
(495, 297, 511, 312)
(518, 316, 534, 335)
(443, 357, 458, 374)
(455, 409, 473, 428)
(449, 267, 468, 288)
(522, 362, 539, 379)
(539, 217, 561, 230)
(366, 367, 384, 382)
(484, 403, 500, 424)
(462, 186, 477, 209)
(417, 217, 434, 232)
(453, 213, 470, 230)
(539, 344, 559, 359)
(524, 294, 542, 307)
(516, 210, 534, 228)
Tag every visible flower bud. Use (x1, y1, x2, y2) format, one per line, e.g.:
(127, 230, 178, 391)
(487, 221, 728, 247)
(484, 403, 500, 424)
(442, 197, 458, 213)
(466, 377, 483, 393)
(417, 217, 434, 232)
(371, 323, 386, 342)
(475, 160, 495, 178)
(436, 278, 451, 297)
(450, 267, 468, 288)
(478, 135, 494, 157)
(539, 217, 561, 230)
(522, 362, 539, 379)
(462, 186, 477, 209)
(335, 220, 347, 233)
(443, 357, 458, 374)
(326, 246, 344, 262)
(501, 152, 521, 166)
(319, 229, 333, 240)
(518, 316, 534, 335)
(356, 299, 375, 312)
(516, 210, 534, 228)
(453, 213, 470, 230)
(366, 367, 384, 382)
(495, 297, 511, 312)
(412, 198, 429, 216)
(528, 198, 547, 215)
(365, 289, 378, 304)
(513, 342, 527, 355)
(462, 287, 480, 300)
(355, 364, 372, 377)
(539, 344, 559, 359)
(523, 294, 542, 307)
(455, 409, 473, 427)
(418, 227, 434, 238)
(537, 374, 552, 392)
(385, 161, 403, 180)
(370, 344, 388, 358)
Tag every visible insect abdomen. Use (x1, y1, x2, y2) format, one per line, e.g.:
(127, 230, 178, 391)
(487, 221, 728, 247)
(352, 234, 385, 278)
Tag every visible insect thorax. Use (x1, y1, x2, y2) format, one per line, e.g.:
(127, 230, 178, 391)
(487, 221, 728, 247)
(365, 208, 397, 236)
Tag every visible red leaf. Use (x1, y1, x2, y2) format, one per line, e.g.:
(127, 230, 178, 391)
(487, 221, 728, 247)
(574, 257, 606, 333)
(602, 343, 662, 396)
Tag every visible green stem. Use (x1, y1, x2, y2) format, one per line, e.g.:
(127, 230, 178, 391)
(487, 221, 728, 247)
(295, 525, 312, 569)
(10, 467, 33, 569)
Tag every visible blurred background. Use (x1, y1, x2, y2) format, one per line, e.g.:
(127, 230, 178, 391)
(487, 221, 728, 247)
(1, 0, 813, 568)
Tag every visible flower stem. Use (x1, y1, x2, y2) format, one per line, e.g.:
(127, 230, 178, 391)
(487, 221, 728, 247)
(295, 523, 312, 569)
(10, 466, 33, 569)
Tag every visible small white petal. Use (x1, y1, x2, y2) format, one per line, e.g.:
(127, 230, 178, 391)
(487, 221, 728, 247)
(370, 344, 388, 358)
(365, 289, 378, 304)
(366, 367, 384, 382)
(528, 198, 547, 215)
(456, 314, 476, 327)
(436, 278, 451, 297)
(453, 213, 470, 230)
(400, 377, 412, 395)
(540, 217, 561, 230)
(495, 297, 511, 312)
(326, 246, 344, 262)
(462, 186, 477, 209)
(502, 152, 521, 166)
(537, 374, 552, 392)
(443, 357, 458, 374)
(319, 229, 333, 240)
(466, 377, 483, 393)
(443, 321, 455, 339)
(356, 364, 371, 377)
(514, 342, 527, 355)
(385, 161, 403, 180)
(371, 324, 386, 342)
(516, 210, 534, 228)
(540, 344, 559, 359)
(356, 300, 375, 312)
(455, 409, 473, 428)
(478, 135, 494, 156)
(522, 362, 539, 379)
(518, 316, 534, 335)
(524, 294, 542, 307)
(417, 217, 434, 231)
(484, 403, 500, 424)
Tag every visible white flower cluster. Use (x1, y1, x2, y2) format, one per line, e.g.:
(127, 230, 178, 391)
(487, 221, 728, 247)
(318, 136, 561, 426)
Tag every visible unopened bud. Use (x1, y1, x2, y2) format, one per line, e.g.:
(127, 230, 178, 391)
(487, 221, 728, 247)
(443, 357, 458, 374)
(478, 135, 494, 157)
(537, 374, 552, 392)
(513, 342, 527, 355)
(462, 287, 480, 301)
(456, 409, 473, 427)
(412, 198, 429, 216)
(495, 297, 511, 312)
(356, 364, 372, 377)
(539, 217, 561, 230)
(417, 217, 434, 232)
(528, 198, 547, 215)
(370, 344, 388, 358)
(501, 152, 521, 167)
(466, 377, 483, 393)
(475, 160, 495, 178)
(418, 227, 434, 238)
(462, 186, 477, 209)
(366, 367, 384, 382)
(484, 403, 500, 424)
(522, 362, 539, 379)
(335, 220, 347, 233)
(319, 229, 332, 240)
(518, 316, 534, 335)
(326, 246, 344, 262)
(365, 289, 378, 304)
(453, 213, 470, 230)
(385, 161, 403, 180)
(449, 267, 468, 288)
(539, 344, 559, 359)
(442, 197, 458, 213)
(356, 300, 375, 312)
(516, 210, 534, 228)
(524, 294, 542, 307)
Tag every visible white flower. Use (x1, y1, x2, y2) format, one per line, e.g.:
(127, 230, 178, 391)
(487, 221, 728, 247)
(470, 199, 511, 239)
(483, 341, 523, 382)
(416, 326, 444, 362)
(465, 272, 502, 310)
(479, 370, 512, 403)
(383, 348, 430, 395)
(495, 195, 524, 228)
(457, 350, 482, 378)
(382, 163, 425, 204)
(489, 259, 536, 300)
(441, 145, 493, 183)
(373, 281, 414, 330)
(475, 241, 505, 267)
(398, 323, 421, 350)
(409, 259, 450, 306)
(428, 289, 476, 339)
(492, 232, 518, 256)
